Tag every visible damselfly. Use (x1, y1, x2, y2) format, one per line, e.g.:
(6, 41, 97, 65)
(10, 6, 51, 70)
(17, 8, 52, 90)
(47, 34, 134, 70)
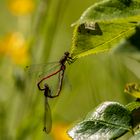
(42, 84, 52, 133)
(37, 52, 73, 97)
(26, 52, 73, 133)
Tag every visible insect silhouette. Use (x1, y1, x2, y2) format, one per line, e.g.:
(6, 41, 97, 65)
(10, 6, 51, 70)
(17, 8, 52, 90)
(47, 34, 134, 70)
(36, 52, 73, 133)
(37, 51, 73, 97)
(40, 84, 52, 133)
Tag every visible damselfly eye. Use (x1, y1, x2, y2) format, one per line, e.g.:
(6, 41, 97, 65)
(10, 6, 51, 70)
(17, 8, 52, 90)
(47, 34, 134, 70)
(64, 52, 69, 56)
(44, 84, 50, 90)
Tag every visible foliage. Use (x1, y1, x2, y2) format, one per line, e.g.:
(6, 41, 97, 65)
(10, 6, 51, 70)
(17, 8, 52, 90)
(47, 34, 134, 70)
(68, 102, 133, 140)
(68, 0, 140, 139)
(70, 0, 140, 58)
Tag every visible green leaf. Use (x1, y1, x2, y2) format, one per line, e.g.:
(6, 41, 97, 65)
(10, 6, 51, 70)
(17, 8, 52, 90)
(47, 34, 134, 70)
(112, 25, 140, 54)
(126, 100, 140, 112)
(126, 101, 140, 128)
(68, 101, 133, 140)
(70, 0, 140, 58)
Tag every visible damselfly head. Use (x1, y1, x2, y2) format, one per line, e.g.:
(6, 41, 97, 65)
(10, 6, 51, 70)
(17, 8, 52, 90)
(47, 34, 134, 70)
(44, 83, 50, 89)
(64, 51, 74, 65)
(44, 83, 51, 97)
(64, 51, 70, 56)
(59, 52, 70, 65)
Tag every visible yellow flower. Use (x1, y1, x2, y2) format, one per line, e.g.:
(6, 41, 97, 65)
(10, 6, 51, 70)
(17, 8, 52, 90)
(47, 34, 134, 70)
(8, 0, 35, 16)
(52, 123, 72, 140)
(0, 32, 29, 66)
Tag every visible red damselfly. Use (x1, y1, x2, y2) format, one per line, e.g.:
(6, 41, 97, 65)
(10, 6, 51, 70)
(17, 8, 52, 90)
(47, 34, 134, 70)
(26, 52, 73, 133)
(37, 52, 73, 97)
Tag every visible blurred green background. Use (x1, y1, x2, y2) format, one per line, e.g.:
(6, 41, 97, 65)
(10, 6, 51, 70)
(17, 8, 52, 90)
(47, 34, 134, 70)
(0, 0, 139, 140)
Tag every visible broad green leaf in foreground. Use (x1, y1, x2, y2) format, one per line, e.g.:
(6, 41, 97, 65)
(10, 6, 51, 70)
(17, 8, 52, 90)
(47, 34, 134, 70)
(70, 0, 140, 58)
(68, 101, 133, 140)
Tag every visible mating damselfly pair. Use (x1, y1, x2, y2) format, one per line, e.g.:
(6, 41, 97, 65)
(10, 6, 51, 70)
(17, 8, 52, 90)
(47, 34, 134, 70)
(26, 52, 73, 133)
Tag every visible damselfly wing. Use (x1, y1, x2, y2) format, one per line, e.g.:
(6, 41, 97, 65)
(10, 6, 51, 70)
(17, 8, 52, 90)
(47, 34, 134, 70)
(43, 85, 52, 133)
(25, 62, 59, 79)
